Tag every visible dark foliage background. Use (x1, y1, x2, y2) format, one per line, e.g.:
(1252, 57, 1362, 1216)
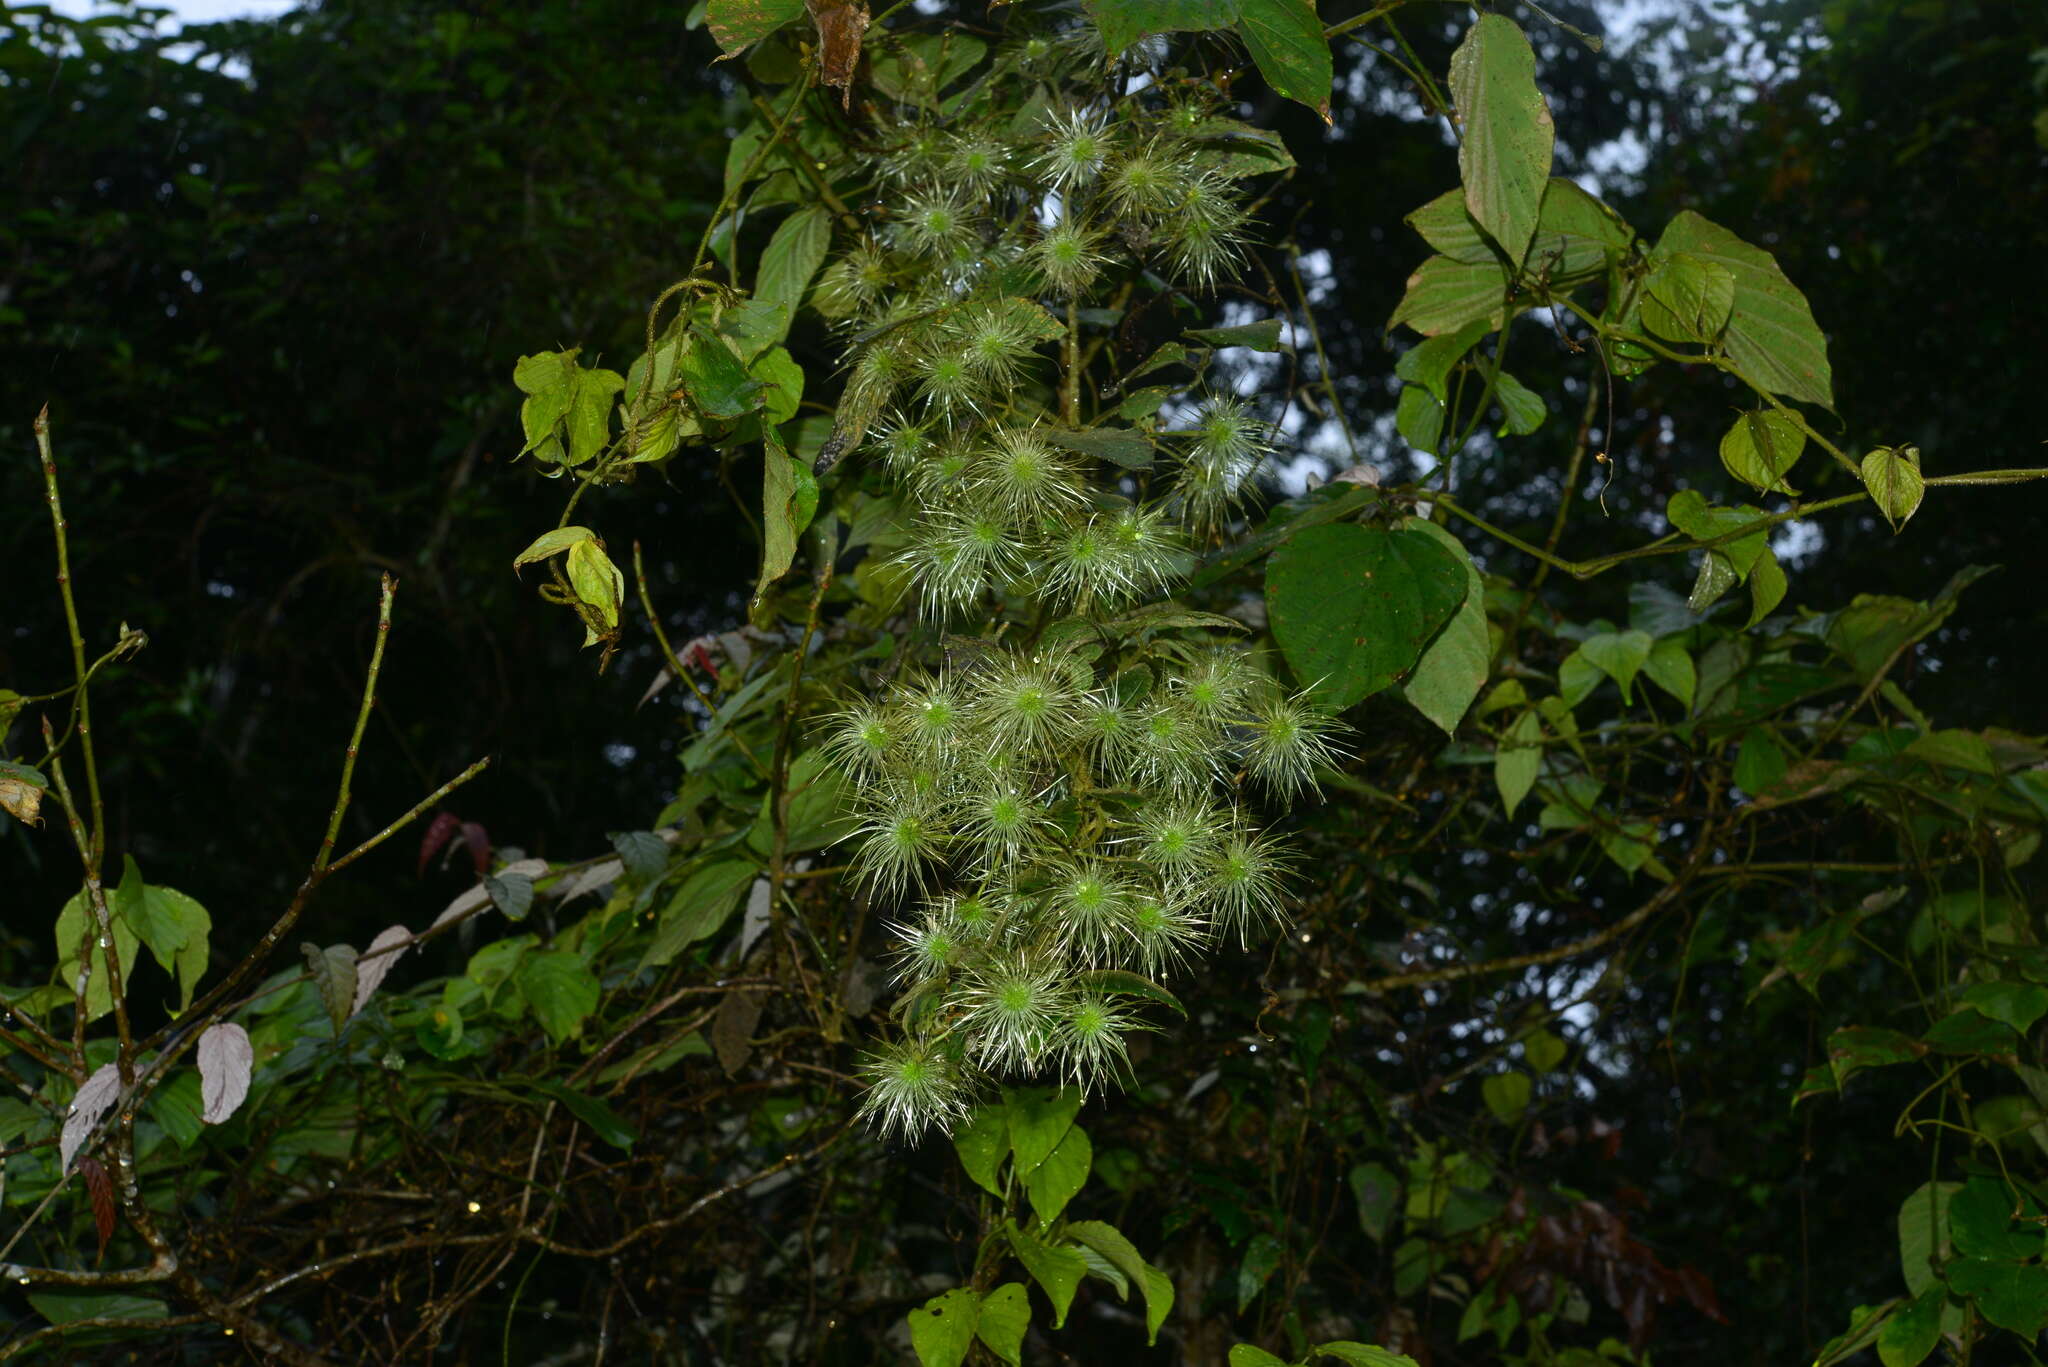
(4, 0, 2046, 1362)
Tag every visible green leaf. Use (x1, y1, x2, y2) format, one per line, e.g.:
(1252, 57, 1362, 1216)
(113, 860, 212, 1012)
(1138, 1263, 1176, 1344)
(1958, 982, 2048, 1034)
(1492, 372, 1546, 435)
(1922, 1009, 2013, 1055)
(1719, 409, 1805, 496)
(1393, 320, 1489, 403)
(751, 345, 805, 426)
(148, 1071, 204, 1150)
(640, 859, 758, 969)
(1313, 1345, 1422, 1367)
(565, 538, 625, 636)
(1946, 1258, 2048, 1337)
(1734, 729, 1789, 794)
(1641, 251, 1736, 343)
(1904, 728, 1995, 775)
(515, 950, 601, 1044)
(1495, 710, 1542, 819)
(1266, 522, 1471, 709)
(1348, 1162, 1399, 1240)
(522, 1077, 637, 1152)
(1405, 189, 1496, 265)
(1643, 637, 1696, 710)
(1025, 1122, 1092, 1224)
(1186, 316, 1286, 351)
(1650, 212, 1834, 408)
(1066, 1221, 1149, 1302)
(1860, 445, 1925, 533)
(26, 1290, 167, 1326)
(301, 942, 357, 1033)
(1576, 630, 1654, 704)
(908, 1288, 980, 1367)
(1085, 0, 1240, 55)
(1897, 1180, 1960, 1296)
(512, 525, 596, 569)
(1235, 1232, 1284, 1313)
(680, 327, 764, 420)
(705, 0, 803, 54)
(1747, 546, 1788, 627)
(1525, 179, 1636, 281)
(1481, 1071, 1530, 1124)
(610, 830, 668, 882)
(566, 365, 626, 464)
(1825, 1026, 1924, 1091)
(1399, 518, 1487, 735)
(1389, 256, 1510, 337)
(1230, 1345, 1290, 1367)
(1448, 14, 1554, 268)
(1235, 0, 1331, 119)
(752, 428, 817, 611)
(1524, 1028, 1567, 1073)
(757, 205, 832, 315)
(1006, 1221, 1088, 1328)
(974, 1284, 1030, 1366)
(1007, 1087, 1082, 1175)
(952, 1104, 1008, 1196)
(1394, 385, 1444, 454)
(1947, 1177, 2041, 1261)
(1876, 1285, 1945, 1367)
(1043, 425, 1155, 470)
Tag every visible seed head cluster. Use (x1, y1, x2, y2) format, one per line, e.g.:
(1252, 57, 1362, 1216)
(810, 39, 1338, 1141)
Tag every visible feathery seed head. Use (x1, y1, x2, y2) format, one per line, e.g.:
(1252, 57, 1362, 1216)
(856, 1038, 973, 1141)
(957, 953, 1071, 1072)
(1030, 218, 1110, 297)
(1208, 825, 1292, 944)
(1242, 692, 1344, 799)
(1057, 994, 1141, 1095)
(1033, 106, 1113, 191)
(889, 914, 960, 984)
(821, 702, 894, 781)
(852, 785, 946, 897)
(975, 427, 1086, 519)
(1106, 144, 1193, 219)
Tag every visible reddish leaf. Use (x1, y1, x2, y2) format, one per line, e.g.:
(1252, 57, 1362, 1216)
(78, 1154, 117, 1260)
(418, 811, 460, 877)
(460, 822, 492, 878)
(805, 0, 868, 107)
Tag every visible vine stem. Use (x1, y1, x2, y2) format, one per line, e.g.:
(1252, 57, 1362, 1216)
(34, 408, 103, 866)
(314, 573, 395, 874)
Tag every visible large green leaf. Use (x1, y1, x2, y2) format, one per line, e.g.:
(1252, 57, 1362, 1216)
(1024, 1123, 1092, 1224)
(974, 1284, 1030, 1366)
(514, 950, 601, 1044)
(1525, 179, 1636, 282)
(1398, 518, 1487, 734)
(752, 427, 817, 611)
(1642, 251, 1736, 343)
(1448, 14, 1553, 268)
(952, 1104, 1008, 1196)
(1494, 710, 1542, 818)
(908, 1288, 979, 1367)
(1719, 409, 1805, 495)
(1388, 256, 1510, 337)
(756, 205, 832, 316)
(1876, 1285, 1945, 1367)
(1896, 1180, 1960, 1297)
(640, 859, 757, 969)
(1007, 1086, 1082, 1174)
(705, 0, 804, 55)
(1235, 0, 1330, 119)
(1651, 212, 1834, 408)
(1267, 522, 1471, 709)
(1084, 0, 1239, 54)
(1946, 1258, 2048, 1336)
(1006, 1221, 1087, 1328)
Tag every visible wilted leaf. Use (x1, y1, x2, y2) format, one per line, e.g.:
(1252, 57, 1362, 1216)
(350, 926, 413, 1018)
(301, 942, 359, 1033)
(78, 1154, 117, 1257)
(418, 810, 461, 876)
(0, 759, 47, 826)
(806, 0, 868, 105)
(197, 1021, 254, 1124)
(61, 1064, 121, 1171)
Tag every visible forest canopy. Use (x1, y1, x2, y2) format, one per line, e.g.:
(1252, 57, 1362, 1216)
(3, 0, 2047, 1363)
